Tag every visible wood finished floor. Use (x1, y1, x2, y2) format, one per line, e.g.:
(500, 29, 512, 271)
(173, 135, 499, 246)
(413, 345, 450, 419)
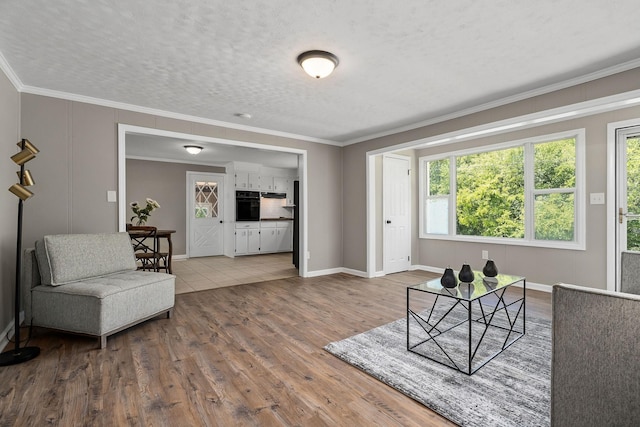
(0, 270, 551, 426)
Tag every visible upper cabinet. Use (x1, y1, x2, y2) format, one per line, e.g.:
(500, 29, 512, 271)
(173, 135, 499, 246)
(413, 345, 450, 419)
(260, 174, 274, 191)
(234, 163, 297, 193)
(273, 176, 288, 193)
(235, 171, 260, 190)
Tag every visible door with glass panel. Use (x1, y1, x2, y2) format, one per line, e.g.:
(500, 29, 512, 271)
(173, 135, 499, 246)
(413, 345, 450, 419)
(188, 172, 225, 257)
(617, 127, 640, 289)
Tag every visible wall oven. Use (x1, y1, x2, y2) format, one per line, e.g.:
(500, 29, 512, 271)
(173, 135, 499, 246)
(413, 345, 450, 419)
(235, 191, 260, 221)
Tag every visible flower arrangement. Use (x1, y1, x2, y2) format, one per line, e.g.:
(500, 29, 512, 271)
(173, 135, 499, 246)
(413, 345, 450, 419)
(130, 198, 160, 225)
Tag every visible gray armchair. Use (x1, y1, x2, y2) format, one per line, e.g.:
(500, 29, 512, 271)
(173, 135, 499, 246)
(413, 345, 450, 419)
(621, 251, 640, 294)
(551, 284, 640, 426)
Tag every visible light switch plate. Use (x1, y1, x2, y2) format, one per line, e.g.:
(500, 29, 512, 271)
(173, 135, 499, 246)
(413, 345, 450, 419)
(107, 190, 117, 203)
(590, 192, 605, 205)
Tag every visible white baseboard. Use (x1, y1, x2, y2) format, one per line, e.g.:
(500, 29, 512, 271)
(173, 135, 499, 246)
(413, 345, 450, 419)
(279, 264, 552, 294)
(0, 311, 25, 352)
(305, 267, 354, 278)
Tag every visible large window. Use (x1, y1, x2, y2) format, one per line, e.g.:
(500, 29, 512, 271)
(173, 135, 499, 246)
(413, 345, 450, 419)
(420, 130, 585, 248)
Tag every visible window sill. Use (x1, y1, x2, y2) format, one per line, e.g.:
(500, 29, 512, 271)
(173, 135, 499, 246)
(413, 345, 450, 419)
(419, 233, 585, 251)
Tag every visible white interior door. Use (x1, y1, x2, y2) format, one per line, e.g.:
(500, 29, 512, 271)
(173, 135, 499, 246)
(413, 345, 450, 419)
(383, 154, 411, 274)
(616, 126, 640, 290)
(188, 172, 225, 257)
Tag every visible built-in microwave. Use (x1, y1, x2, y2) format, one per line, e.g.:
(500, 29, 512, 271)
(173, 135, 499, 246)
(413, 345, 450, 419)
(236, 191, 260, 221)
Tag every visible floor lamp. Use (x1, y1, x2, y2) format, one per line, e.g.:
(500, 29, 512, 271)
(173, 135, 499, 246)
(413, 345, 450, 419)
(0, 138, 41, 366)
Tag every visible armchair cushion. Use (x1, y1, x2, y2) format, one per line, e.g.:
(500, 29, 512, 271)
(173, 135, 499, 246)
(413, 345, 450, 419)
(35, 233, 137, 286)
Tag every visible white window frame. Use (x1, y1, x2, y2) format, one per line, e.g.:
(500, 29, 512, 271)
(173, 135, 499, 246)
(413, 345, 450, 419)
(419, 129, 586, 250)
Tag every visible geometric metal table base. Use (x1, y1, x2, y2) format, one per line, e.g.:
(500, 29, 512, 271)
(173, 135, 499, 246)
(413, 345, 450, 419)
(407, 273, 526, 375)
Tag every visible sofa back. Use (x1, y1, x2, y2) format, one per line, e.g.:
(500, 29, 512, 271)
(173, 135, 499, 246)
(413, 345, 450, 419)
(34, 233, 137, 286)
(621, 251, 640, 295)
(551, 283, 640, 426)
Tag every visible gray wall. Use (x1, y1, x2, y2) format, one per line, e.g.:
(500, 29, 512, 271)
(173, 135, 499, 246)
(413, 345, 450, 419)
(125, 159, 225, 255)
(344, 67, 640, 289)
(19, 93, 343, 275)
(0, 67, 20, 333)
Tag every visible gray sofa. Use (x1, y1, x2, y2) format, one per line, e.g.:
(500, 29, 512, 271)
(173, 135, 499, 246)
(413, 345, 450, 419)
(23, 232, 175, 348)
(551, 283, 640, 426)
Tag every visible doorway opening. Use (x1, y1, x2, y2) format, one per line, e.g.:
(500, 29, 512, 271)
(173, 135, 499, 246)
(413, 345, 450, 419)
(117, 124, 308, 278)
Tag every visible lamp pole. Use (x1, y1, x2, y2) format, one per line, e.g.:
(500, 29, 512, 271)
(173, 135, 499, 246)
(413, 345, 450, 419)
(0, 139, 41, 366)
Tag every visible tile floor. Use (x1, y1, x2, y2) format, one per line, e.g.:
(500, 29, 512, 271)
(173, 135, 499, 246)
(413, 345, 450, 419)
(172, 252, 299, 294)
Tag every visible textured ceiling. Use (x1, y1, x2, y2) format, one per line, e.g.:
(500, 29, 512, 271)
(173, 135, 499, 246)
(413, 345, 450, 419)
(1, 1, 640, 144)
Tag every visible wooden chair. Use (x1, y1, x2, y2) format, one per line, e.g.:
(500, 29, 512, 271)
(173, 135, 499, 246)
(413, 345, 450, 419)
(128, 226, 170, 273)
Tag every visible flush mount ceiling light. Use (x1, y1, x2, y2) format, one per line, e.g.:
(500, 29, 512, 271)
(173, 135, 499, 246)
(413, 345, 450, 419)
(297, 50, 339, 79)
(184, 145, 203, 155)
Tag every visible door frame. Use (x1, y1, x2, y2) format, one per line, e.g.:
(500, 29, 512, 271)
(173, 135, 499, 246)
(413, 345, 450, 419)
(607, 118, 640, 291)
(185, 171, 226, 258)
(117, 124, 308, 277)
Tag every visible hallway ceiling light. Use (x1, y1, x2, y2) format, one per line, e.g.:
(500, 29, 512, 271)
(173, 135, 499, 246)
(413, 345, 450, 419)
(297, 50, 339, 79)
(184, 145, 203, 155)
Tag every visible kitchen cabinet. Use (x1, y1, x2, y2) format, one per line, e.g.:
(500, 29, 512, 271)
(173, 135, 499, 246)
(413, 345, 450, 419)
(260, 174, 274, 191)
(276, 221, 293, 251)
(273, 177, 289, 193)
(235, 222, 260, 255)
(235, 220, 293, 255)
(235, 172, 260, 190)
(260, 227, 278, 253)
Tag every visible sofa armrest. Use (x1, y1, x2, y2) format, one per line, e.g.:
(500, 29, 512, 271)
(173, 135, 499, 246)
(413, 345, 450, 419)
(551, 283, 640, 426)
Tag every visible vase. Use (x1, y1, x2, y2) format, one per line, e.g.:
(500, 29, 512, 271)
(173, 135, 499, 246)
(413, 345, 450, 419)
(482, 259, 498, 277)
(440, 267, 458, 288)
(135, 219, 146, 226)
(458, 263, 475, 283)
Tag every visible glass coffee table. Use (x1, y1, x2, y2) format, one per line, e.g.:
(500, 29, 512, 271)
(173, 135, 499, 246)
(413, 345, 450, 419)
(407, 271, 525, 375)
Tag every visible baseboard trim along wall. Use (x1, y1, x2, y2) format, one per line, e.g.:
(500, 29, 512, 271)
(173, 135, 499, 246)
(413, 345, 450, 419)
(306, 266, 550, 293)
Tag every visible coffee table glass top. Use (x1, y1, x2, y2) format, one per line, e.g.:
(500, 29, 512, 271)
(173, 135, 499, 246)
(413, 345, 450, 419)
(409, 271, 525, 301)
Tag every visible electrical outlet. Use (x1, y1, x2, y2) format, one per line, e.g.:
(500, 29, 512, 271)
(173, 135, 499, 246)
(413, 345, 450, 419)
(482, 250, 489, 260)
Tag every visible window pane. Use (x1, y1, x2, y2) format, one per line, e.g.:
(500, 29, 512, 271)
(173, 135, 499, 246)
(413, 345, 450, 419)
(534, 193, 574, 241)
(626, 136, 640, 250)
(194, 181, 218, 218)
(428, 159, 449, 196)
(456, 147, 524, 238)
(534, 138, 575, 189)
(426, 197, 448, 234)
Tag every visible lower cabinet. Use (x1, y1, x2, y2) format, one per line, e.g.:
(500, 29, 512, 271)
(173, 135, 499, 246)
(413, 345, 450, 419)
(235, 222, 260, 255)
(276, 222, 293, 252)
(261, 228, 278, 253)
(235, 221, 293, 256)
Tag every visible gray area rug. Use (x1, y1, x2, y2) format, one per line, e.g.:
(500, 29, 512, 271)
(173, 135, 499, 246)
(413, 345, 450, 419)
(324, 306, 551, 426)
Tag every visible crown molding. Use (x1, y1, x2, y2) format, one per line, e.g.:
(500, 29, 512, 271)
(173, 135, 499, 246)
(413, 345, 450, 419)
(4, 46, 640, 148)
(0, 51, 24, 91)
(343, 57, 640, 146)
(17, 84, 343, 147)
